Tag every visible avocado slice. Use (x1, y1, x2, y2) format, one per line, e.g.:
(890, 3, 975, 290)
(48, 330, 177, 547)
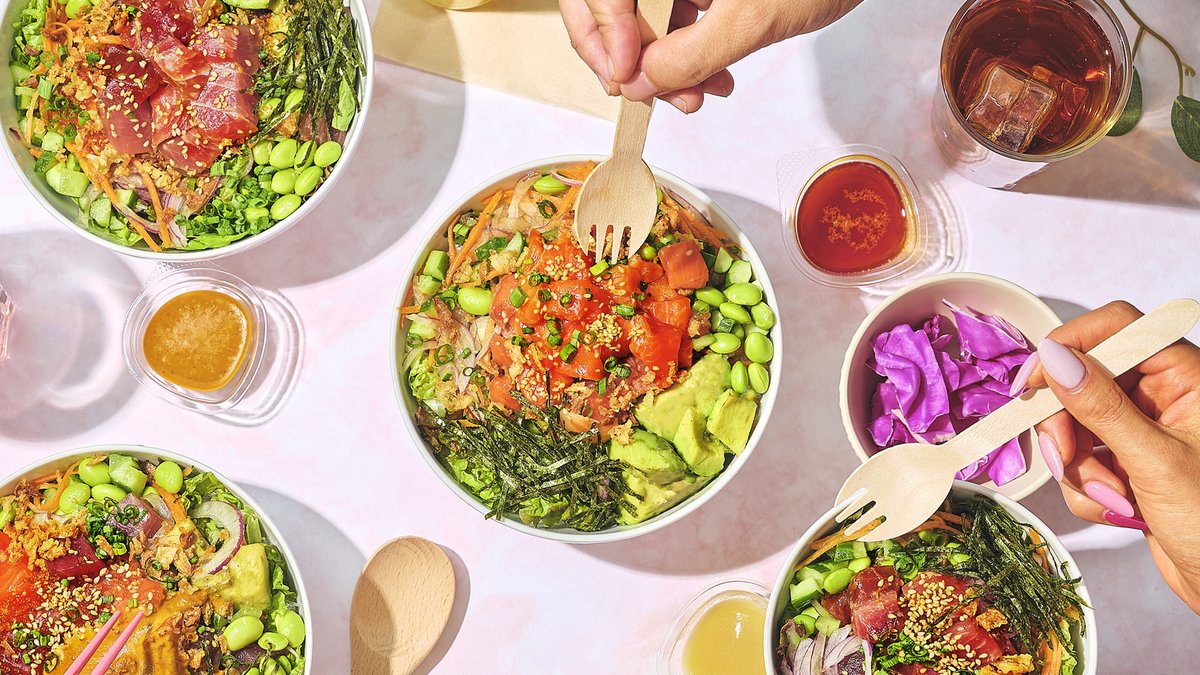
(673, 408, 728, 477)
(195, 542, 271, 612)
(618, 469, 711, 525)
(635, 354, 731, 438)
(609, 430, 687, 485)
(706, 389, 759, 455)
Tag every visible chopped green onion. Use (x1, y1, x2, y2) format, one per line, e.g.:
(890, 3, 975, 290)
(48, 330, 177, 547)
(614, 364, 632, 378)
(434, 345, 454, 365)
(614, 304, 635, 318)
(521, 326, 534, 334)
(548, 335, 563, 346)
(537, 200, 557, 218)
(597, 378, 607, 394)
(589, 260, 610, 276)
(604, 357, 618, 372)
(560, 293, 573, 307)
(560, 343, 577, 363)
(538, 289, 552, 302)
(510, 288, 527, 308)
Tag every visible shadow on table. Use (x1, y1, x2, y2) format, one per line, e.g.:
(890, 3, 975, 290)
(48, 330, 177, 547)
(0, 230, 139, 441)
(412, 544, 470, 675)
(577, 191, 868, 575)
(1039, 296, 1090, 324)
(223, 64, 465, 288)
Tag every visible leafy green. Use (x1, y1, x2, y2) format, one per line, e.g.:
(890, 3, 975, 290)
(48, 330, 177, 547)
(873, 633, 934, 670)
(9, 0, 49, 70)
(408, 357, 438, 401)
(177, 151, 278, 246)
(181, 471, 263, 544)
(1108, 67, 1143, 136)
(1172, 95, 1200, 163)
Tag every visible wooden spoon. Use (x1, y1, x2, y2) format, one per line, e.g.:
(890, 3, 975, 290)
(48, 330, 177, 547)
(351, 537, 456, 675)
(573, 0, 674, 264)
(834, 298, 1200, 542)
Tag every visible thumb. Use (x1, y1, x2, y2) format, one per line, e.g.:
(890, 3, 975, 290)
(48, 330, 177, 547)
(1037, 337, 1176, 479)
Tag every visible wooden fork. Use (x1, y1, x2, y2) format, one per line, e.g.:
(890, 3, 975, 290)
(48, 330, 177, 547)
(834, 298, 1200, 542)
(573, 0, 673, 264)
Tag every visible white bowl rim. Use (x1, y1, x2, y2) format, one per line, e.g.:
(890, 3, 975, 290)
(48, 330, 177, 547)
(0, 444, 314, 674)
(388, 154, 783, 544)
(838, 271, 1062, 501)
(0, 0, 374, 262)
(762, 480, 1098, 674)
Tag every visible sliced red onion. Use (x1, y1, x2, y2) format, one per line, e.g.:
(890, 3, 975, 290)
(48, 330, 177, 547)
(113, 200, 160, 235)
(234, 643, 268, 664)
(550, 168, 582, 186)
(791, 638, 814, 675)
(194, 500, 245, 575)
(508, 170, 540, 219)
(107, 494, 165, 540)
(142, 489, 174, 523)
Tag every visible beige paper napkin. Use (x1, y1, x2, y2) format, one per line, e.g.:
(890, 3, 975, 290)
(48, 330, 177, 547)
(372, 0, 620, 120)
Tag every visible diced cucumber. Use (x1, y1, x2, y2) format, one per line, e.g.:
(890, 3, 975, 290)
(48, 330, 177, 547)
(90, 197, 112, 227)
(949, 552, 971, 566)
(64, 0, 90, 18)
(409, 316, 438, 341)
(713, 247, 734, 273)
(108, 454, 147, 495)
(17, 93, 33, 110)
(36, 77, 52, 99)
(725, 259, 752, 285)
(789, 578, 822, 608)
(33, 154, 58, 176)
(415, 274, 441, 296)
(797, 566, 827, 587)
(809, 600, 834, 621)
(45, 162, 89, 198)
(847, 557, 871, 573)
(832, 541, 867, 562)
(505, 231, 525, 254)
(40, 130, 63, 153)
(115, 188, 136, 207)
(815, 616, 841, 636)
(918, 530, 947, 545)
(10, 63, 33, 86)
(800, 605, 821, 619)
(66, 154, 80, 171)
(823, 567, 854, 594)
(795, 614, 815, 636)
(810, 559, 850, 573)
(424, 250, 450, 281)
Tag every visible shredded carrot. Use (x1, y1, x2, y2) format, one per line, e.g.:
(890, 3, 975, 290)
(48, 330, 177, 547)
(136, 160, 172, 248)
(1039, 631, 1064, 675)
(446, 217, 458, 257)
(545, 184, 580, 229)
(23, 96, 35, 145)
(155, 484, 190, 523)
(94, 34, 123, 45)
(676, 204, 733, 251)
(398, 304, 422, 315)
(71, 147, 161, 252)
(795, 516, 885, 570)
(31, 470, 62, 486)
(34, 462, 80, 513)
(445, 190, 503, 283)
(555, 162, 595, 182)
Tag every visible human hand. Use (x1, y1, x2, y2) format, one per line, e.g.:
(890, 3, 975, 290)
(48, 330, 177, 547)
(1009, 301, 1200, 613)
(559, 0, 864, 113)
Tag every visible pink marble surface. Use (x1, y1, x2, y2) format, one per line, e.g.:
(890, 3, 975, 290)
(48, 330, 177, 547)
(2, 0, 1199, 672)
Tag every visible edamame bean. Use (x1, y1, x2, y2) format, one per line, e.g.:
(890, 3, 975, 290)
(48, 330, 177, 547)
(269, 139, 298, 169)
(744, 332, 774, 364)
(275, 610, 306, 648)
(695, 287, 726, 307)
(270, 194, 302, 220)
(730, 361, 749, 394)
(691, 334, 715, 351)
(638, 243, 657, 261)
(692, 300, 710, 314)
(284, 88, 304, 112)
(91, 484, 127, 503)
(723, 282, 763, 306)
(313, 140, 342, 168)
(78, 458, 110, 487)
(57, 482, 91, 515)
(224, 616, 265, 652)
(271, 169, 297, 194)
(258, 631, 289, 652)
(262, 660, 280, 675)
(252, 141, 275, 166)
(751, 303, 775, 330)
(245, 206, 270, 222)
(154, 461, 183, 494)
(293, 141, 314, 169)
(294, 165, 323, 197)
(745, 325, 768, 336)
(718, 302, 751, 324)
(709, 332, 742, 354)
(532, 174, 567, 195)
(258, 97, 281, 120)
(245, 670, 261, 675)
(748, 362, 770, 394)
(732, 324, 745, 339)
(458, 287, 493, 316)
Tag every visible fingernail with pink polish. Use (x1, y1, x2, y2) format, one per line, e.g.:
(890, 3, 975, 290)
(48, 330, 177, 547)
(1037, 432, 1064, 481)
(1104, 510, 1149, 531)
(1009, 352, 1041, 396)
(1084, 481, 1135, 518)
(1037, 338, 1086, 391)
(620, 72, 658, 101)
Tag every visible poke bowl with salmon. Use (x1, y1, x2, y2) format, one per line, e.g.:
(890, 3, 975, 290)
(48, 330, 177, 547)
(767, 483, 1095, 675)
(2, 0, 370, 257)
(0, 445, 310, 674)
(392, 156, 783, 542)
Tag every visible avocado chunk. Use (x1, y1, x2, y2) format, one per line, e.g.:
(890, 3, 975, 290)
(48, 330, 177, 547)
(195, 543, 271, 612)
(107, 454, 147, 495)
(609, 430, 687, 485)
(706, 389, 759, 454)
(673, 408, 728, 477)
(618, 469, 710, 525)
(635, 354, 731, 438)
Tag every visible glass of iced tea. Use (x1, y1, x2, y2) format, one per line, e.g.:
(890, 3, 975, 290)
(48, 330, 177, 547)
(933, 0, 1132, 188)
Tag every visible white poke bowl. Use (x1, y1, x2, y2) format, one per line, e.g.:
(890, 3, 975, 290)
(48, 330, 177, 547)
(840, 272, 1062, 501)
(764, 481, 1098, 674)
(0, 0, 373, 261)
(0, 444, 313, 673)
(390, 155, 783, 543)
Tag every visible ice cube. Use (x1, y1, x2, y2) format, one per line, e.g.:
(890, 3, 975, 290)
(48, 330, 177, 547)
(963, 61, 1057, 153)
(1031, 65, 1088, 144)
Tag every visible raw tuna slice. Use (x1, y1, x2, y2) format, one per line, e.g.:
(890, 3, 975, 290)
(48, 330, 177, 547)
(120, 0, 197, 49)
(98, 45, 162, 102)
(148, 36, 210, 87)
(822, 590, 852, 624)
(149, 83, 189, 146)
(944, 616, 1005, 666)
(158, 124, 221, 173)
(846, 566, 905, 642)
(191, 24, 261, 73)
(100, 84, 153, 154)
(46, 534, 106, 580)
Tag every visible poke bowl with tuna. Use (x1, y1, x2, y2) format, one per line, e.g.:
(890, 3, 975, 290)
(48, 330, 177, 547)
(767, 483, 1095, 675)
(0, 445, 310, 674)
(2, 0, 369, 257)
(392, 156, 783, 542)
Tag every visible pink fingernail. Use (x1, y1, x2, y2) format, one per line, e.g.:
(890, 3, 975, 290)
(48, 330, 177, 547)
(1084, 481, 1135, 518)
(1104, 510, 1149, 531)
(1037, 338, 1086, 391)
(1037, 432, 1063, 481)
(620, 71, 658, 101)
(1009, 353, 1040, 396)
